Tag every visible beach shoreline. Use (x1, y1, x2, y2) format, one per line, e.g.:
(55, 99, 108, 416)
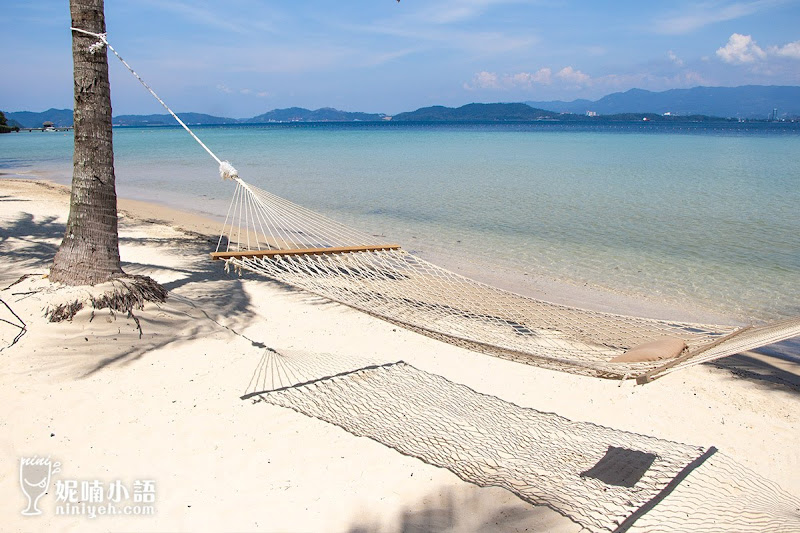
(3, 172, 797, 368)
(1, 175, 799, 531)
(1, 170, 739, 326)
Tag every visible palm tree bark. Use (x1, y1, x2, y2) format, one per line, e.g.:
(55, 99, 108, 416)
(50, 0, 124, 285)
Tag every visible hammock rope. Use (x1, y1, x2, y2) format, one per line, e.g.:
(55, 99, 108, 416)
(214, 179, 800, 382)
(82, 27, 800, 383)
(70, 26, 238, 181)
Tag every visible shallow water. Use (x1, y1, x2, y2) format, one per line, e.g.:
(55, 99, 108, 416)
(2, 121, 799, 322)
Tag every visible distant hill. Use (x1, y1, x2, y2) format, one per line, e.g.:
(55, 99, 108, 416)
(7, 86, 798, 128)
(6, 108, 74, 128)
(526, 86, 800, 119)
(393, 103, 557, 121)
(113, 113, 238, 126)
(5, 109, 240, 128)
(3, 115, 23, 129)
(245, 107, 385, 123)
(4, 107, 383, 127)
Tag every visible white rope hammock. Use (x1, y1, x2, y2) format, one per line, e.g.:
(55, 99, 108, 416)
(213, 179, 800, 383)
(77, 27, 800, 383)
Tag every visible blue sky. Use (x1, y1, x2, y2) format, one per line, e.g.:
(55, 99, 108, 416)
(3, 0, 799, 117)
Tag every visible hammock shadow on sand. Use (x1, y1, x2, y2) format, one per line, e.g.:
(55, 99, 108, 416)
(243, 349, 800, 533)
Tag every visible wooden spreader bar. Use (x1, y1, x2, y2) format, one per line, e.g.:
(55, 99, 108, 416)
(211, 244, 401, 260)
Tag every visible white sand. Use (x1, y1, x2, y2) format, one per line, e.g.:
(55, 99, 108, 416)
(1, 178, 798, 532)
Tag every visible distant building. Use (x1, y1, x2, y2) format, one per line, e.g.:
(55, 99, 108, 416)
(42, 121, 54, 128)
(585, 111, 597, 117)
(663, 112, 672, 116)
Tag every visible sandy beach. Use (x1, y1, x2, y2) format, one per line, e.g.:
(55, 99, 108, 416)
(2, 177, 799, 532)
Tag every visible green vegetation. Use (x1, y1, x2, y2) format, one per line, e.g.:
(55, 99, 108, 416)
(5, 108, 73, 128)
(245, 107, 386, 123)
(0, 111, 20, 133)
(393, 103, 555, 121)
(390, 104, 737, 123)
(113, 112, 239, 126)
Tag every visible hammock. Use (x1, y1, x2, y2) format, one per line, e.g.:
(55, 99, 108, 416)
(75, 26, 800, 383)
(214, 178, 800, 383)
(244, 350, 800, 533)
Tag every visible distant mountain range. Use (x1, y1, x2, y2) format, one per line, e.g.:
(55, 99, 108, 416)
(245, 107, 386, 123)
(4, 85, 798, 128)
(3, 107, 387, 128)
(525, 86, 800, 119)
(113, 112, 239, 126)
(6, 108, 75, 128)
(393, 103, 554, 121)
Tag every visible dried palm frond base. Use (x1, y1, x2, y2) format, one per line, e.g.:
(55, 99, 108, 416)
(43, 275, 167, 337)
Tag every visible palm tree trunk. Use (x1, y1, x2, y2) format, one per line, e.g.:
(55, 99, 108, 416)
(50, 0, 124, 285)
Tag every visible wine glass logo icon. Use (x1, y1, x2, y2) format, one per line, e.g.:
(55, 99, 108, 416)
(19, 456, 61, 516)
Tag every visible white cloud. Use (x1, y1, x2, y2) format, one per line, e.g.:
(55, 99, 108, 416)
(464, 71, 501, 90)
(555, 66, 591, 85)
(463, 67, 711, 96)
(654, 0, 783, 35)
(668, 50, 684, 66)
(465, 66, 593, 91)
(464, 68, 555, 90)
(216, 85, 269, 98)
(716, 33, 766, 63)
(715, 33, 800, 64)
(507, 68, 552, 86)
(770, 40, 800, 59)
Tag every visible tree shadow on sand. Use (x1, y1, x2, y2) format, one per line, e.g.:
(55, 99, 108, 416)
(711, 339, 800, 393)
(0, 212, 300, 379)
(0, 212, 63, 279)
(346, 484, 578, 533)
(2, 211, 798, 392)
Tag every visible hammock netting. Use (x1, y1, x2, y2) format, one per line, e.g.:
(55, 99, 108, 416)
(244, 350, 800, 532)
(217, 179, 800, 383)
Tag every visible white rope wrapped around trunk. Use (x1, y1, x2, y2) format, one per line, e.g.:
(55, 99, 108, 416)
(70, 26, 239, 183)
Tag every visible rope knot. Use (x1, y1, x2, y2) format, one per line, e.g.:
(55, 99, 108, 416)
(71, 27, 107, 54)
(88, 39, 107, 54)
(219, 161, 239, 180)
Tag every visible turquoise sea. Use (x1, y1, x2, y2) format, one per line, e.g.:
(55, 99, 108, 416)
(2, 121, 799, 324)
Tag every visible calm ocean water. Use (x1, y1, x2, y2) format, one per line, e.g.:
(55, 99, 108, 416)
(2, 121, 799, 323)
